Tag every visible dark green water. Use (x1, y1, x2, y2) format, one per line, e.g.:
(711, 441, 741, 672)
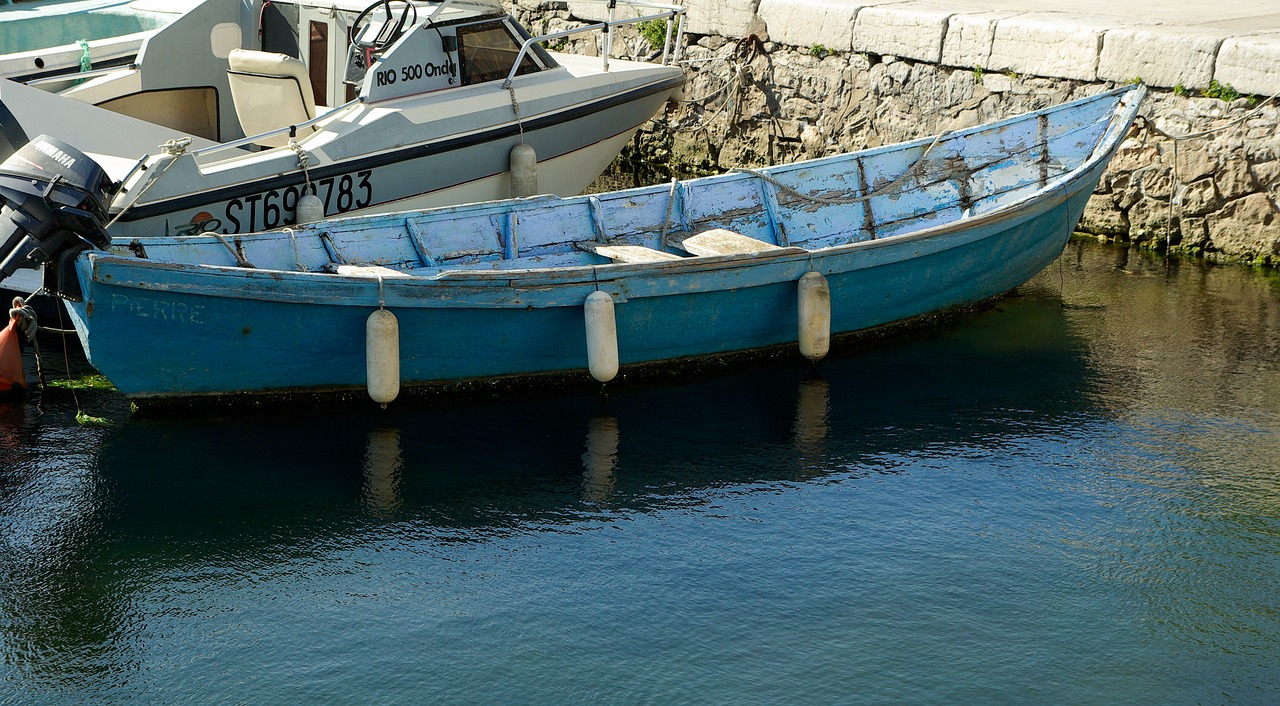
(1, 239, 1278, 704)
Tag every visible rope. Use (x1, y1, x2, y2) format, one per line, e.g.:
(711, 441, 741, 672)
(681, 66, 742, 133)
(1136, 93, 1274, 253)
(284, 227, 309, 271)
(502, 79, 526, 143)
(677, 59, 740, 105)
(1139, 94, 1277, 143)
(52, 293, 85, 416)
(78, 40, 92, 73)
(9, 299, 36, 345)
(212, 232, 254, 268)
(659, 178, 678, 241)
(288, 138, 314, 194)
(730, 129, 952, 206)
(676, 38, 766, 134)
(104, 148, 185, 232)
(9, 297, 44, 388)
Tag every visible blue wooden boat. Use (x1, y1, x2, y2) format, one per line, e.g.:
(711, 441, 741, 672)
(0, 85, 1144, 403)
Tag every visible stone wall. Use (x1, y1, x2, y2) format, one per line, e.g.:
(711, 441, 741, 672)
(512, 1, 1280, 264)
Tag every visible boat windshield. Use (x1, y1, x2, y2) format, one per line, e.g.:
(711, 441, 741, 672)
(457, 19, 546, 85)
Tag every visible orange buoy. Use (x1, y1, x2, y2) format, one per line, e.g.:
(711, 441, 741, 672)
(0, 317, 26, 395)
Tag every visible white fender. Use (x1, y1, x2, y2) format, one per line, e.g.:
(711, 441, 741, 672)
(366, 308, 400, 405)
(584, 290, 618, 383)
(798, 271, 831, 361)
(510, 143, 538, 198)
(296, 192, 325, 225)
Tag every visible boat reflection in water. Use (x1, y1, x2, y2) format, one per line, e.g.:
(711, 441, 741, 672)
(0, 289, 1093, 683)
(362, 426, 405, 517)
(581, 416, 620, 504)
(46, 287, 1092, 517)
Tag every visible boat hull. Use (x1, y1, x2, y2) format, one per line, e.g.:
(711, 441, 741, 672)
(66, 165, 1098, 400)
(108, 79, 680, 237)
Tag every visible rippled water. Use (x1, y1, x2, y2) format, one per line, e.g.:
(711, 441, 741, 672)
(2, 239, 1278, 704)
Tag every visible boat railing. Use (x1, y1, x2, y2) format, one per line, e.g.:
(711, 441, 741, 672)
(186, 97, 365, 161)
(506, 0, 686, 83)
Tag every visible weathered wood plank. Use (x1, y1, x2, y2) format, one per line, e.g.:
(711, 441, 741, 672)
(579, 243, 685, 263)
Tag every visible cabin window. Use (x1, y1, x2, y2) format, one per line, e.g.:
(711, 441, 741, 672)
(456, 20, 551, 86)
(260, 2, 302, 58)
(308, 22, 329, 107)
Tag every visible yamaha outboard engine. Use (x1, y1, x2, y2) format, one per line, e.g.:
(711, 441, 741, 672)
(0, 135, 114, 300)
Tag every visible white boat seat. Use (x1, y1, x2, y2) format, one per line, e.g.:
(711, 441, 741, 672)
(580, 243, 684, 264)
(675, 229, 783, 257)
(227, 48, 317, 148)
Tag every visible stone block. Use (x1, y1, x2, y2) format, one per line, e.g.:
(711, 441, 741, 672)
(1110, 139, 1161, 174)
(1208, 193, 1280, 256)
(1138, 167, 1173, 200)
(1170, 144, 1216, 183)
(942, 108, 982, 132)
(1252, 159, 1280, 190)
(783, 96, 821, 120)
(981, 73, 1013, 94)
(1129, 196, 1176, 244)
(1079, 193, 1127, 236)
(987, 15, 1103, 81)
(685, 0, 762, 39)
(758, 0, 857, 51)
(1214, 34, 1280, 98)
(566, 2, 609, 22)
(1178, 177, 1220, 216)
(938, 68, 976, 108)
(1179, 216, 1209, 250)
(1216, 153, 1258, 201)
(1097, 28, 1220, 90)
(902, 65, 975, 111)
(869, 60, 911, 97)
(941, 12, 1013, 69)
(852, 4, 953, 64)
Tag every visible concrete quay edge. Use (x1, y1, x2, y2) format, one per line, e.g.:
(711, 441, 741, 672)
(560, 0, 1280, 96)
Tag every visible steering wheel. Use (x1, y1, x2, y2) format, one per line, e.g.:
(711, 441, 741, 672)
(349, 0, 418, 52)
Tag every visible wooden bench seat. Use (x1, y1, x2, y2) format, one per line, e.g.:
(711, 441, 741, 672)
(673, 229, 783, 257)
(578, 242, 685, 264)
(335, 265, 413, 278)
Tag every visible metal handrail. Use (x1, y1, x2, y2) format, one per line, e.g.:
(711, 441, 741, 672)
(504, 3, 686, 84)
(189, 97, 365, 158)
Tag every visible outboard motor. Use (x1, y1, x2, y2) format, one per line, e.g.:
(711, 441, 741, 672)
(0, 135, 115, 300)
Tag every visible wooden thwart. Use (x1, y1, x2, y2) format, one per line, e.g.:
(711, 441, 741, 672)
(336, 265, 412, 278)
(672, 229, 783, 257)
(579, 242, 684, 264)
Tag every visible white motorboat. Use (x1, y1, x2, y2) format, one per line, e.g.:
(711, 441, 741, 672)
(0, 0, 685, 295)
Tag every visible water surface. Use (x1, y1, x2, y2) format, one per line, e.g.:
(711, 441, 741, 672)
(2, 239, 1278, 703)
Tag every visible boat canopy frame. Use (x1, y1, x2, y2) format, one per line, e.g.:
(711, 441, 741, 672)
(506, 0, 687, 81)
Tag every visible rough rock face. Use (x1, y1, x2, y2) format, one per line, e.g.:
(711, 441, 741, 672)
(512, 3, 1280, 264)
